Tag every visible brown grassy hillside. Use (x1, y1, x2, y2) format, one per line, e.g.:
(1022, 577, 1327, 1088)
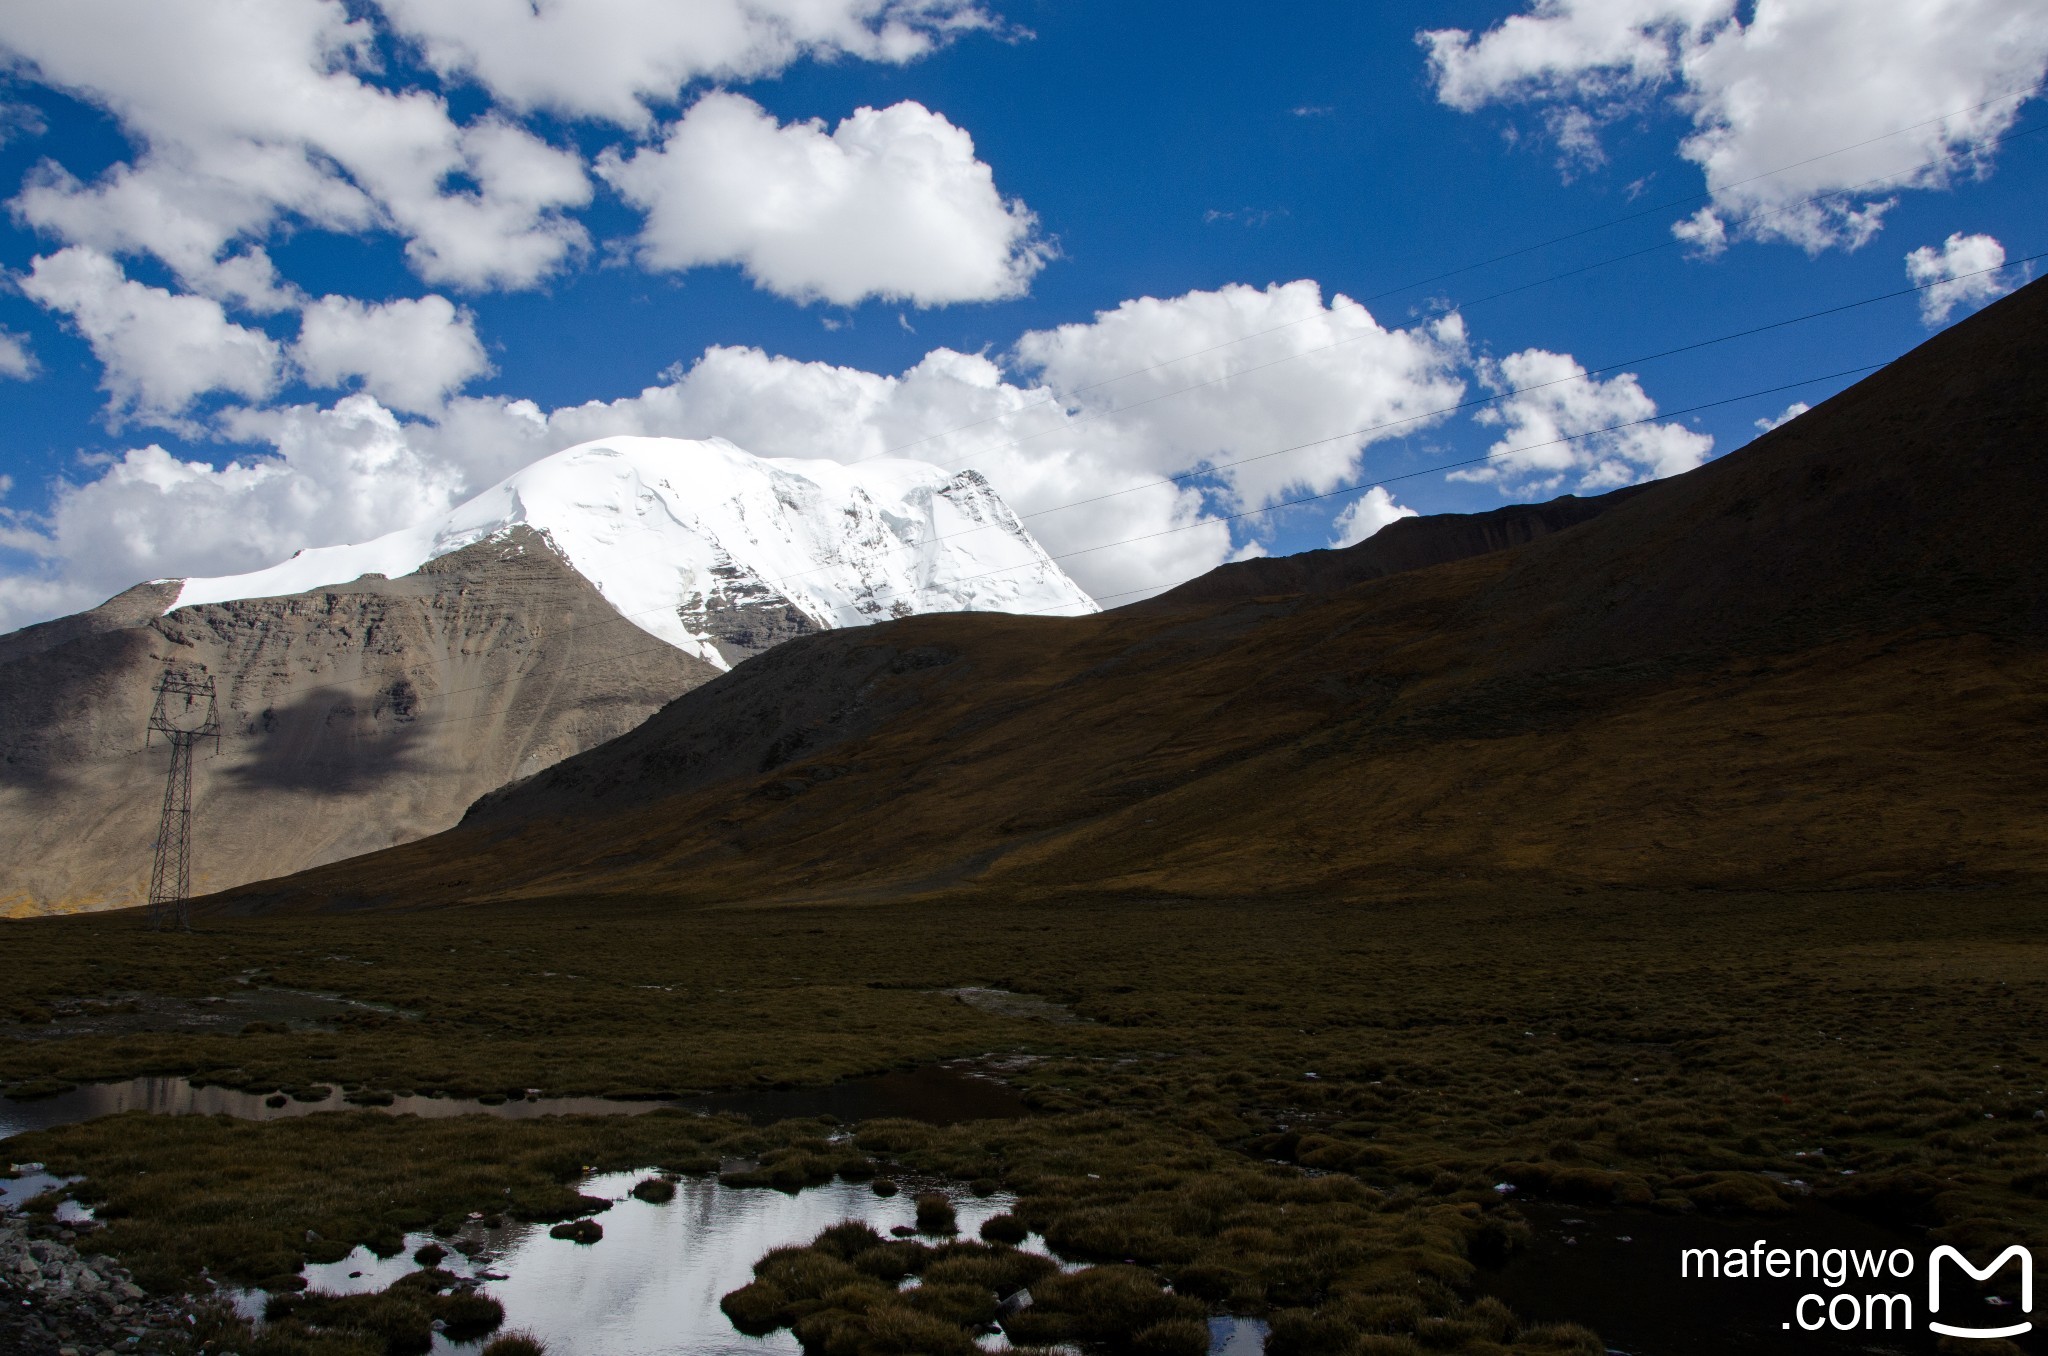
(215, 277, 2048, 912)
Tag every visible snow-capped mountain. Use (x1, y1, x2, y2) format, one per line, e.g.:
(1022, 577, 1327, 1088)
(174, 437, 1098, 669)
(0, 437, 1095, 915)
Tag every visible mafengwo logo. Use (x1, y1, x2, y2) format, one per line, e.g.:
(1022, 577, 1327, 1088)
(1929, 1245, 2033, 1340)
(1681, 1239, 2033, 1338)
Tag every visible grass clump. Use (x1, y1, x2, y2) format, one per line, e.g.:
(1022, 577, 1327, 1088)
(914, 1191, 957, 1234)
(548, 1218, 603, 1244)
(1000, 1265, 1207, 1350)
(630, 1175, 676, 1203)
(264, 1271, 504, 1354)
(481, 1333, 548, 1356)
(722, 1222, 1056, 1353)
(978, 1212, 1028, 1245)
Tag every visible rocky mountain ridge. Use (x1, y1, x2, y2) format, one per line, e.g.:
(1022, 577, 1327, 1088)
(0, 436, 1097, 914)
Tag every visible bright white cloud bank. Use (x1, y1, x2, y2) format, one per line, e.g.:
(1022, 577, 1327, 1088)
(19, 246, 283, 420)
(1331, 488, 1418, 548)
(292, 294, 493, 414)
(602, 95, 1048, 306)
(0, 0, 1016, 308)
(1905, 231, 2015, 324)
(1, 282, 1504, 628)
(1454, 348, 1713, 494)
(0, 1, 593, 294)
(1754, 401, 1809, 432)
(1422, 0, 2048, 252)
(378, 0, 996, 126)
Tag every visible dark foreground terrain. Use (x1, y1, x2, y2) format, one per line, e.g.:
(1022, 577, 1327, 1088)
(5, 885, 2045, 1353)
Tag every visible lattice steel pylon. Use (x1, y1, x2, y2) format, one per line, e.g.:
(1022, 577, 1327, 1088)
(145, 670, 220, 931)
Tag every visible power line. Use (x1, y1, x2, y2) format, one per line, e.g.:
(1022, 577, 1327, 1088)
(111, 355, 1889, 755)
(908, 119, 2045, 482)
(772, 252, 2039, 586)
(105, 249, 2027, 751)
(863, 91, 2043, 466)
(856, 363, 1891, 592)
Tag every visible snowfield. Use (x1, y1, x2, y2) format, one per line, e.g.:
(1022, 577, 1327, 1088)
(172, 436, 1098, 669)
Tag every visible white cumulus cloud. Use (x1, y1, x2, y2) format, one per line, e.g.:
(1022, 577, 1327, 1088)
(293, 294, 493, 415)
(0, 0, 592, 293)
(1754, 400, 1809, 432)
(1421, 0, 2048, 252)
(0, 396, 468, 624)
(0, 281, 1480, 628)
(1011, 280, 1469, 514)
(375, 0, 998, 127)
(1330, 487, 1418, 548)
(18, 246, 283, 420)
(1905, 231, 2014, 324)
(1453, 348, 1713, 494)
(0, 329, 36, 380)
(601, 94, 1050, 307)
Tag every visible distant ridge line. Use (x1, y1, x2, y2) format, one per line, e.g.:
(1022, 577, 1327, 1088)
(1139, 484, 1653, 609)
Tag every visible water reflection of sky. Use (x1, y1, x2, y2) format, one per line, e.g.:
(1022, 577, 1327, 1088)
(0, 1066, 1031, 1141)
(282, 1173, 1025, 1356)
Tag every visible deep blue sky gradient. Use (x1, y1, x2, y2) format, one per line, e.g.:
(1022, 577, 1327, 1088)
(0, 1, 2040, 575)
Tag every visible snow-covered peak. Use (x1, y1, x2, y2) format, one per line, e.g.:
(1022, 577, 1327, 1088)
(172, 436, 1098, 670)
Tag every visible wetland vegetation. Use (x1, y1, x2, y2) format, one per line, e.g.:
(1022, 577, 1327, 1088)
(5, 885, 2046, 1353)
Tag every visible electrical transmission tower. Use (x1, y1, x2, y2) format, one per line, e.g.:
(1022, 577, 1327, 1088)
(146, 670, 220, 931)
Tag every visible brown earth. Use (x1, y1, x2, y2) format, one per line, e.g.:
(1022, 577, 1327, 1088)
(211, 276, 2048, 913)
(0, 528, 717, 915)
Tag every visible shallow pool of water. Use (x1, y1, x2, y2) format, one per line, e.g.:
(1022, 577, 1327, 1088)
(0, 1064, 1032, 1140)
(251, 1173, 1031, 1356)
(217, 1172, 1268, 1356)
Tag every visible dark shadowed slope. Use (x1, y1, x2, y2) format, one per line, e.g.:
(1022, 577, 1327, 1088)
(1144, 483, 1648, 607)
(1, 529, 717, 914)
(216, 279, 2048, 912)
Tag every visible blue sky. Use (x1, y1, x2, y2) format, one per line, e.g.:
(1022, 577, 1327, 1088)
(0, 0, 2042, 628)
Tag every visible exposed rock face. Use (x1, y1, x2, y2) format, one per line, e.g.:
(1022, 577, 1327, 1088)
(0, 528, 718, 915)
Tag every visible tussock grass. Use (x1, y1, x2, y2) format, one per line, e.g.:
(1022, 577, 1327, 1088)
(2, 1108, 838, 1289)
(263, 1269, 505, 1353)
(547, 1218, 602, 1243)
(630, 1175, 676, 1203)
(5, 886, 2048, 1350)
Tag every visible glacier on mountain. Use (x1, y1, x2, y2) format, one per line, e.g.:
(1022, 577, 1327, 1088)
(172, 436, 1098, 670)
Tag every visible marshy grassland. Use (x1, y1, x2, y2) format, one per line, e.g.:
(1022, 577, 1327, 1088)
(5, 884, 2047, 1353)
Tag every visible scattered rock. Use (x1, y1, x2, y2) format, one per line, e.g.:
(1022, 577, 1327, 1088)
(0, 1208, 186, 1355)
